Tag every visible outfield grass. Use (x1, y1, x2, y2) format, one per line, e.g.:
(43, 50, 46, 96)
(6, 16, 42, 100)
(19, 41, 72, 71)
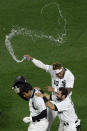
(0, 0, 87, 131)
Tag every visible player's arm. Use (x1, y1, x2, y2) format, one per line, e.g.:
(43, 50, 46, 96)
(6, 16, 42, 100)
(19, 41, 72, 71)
(24, 54, 49, 71)
(47, 86, 57, 92)
(32, 109, 47, 122)
(23, 109, 47, 123)
(43, 93, 51, 100)
(44, 100, 57, 111)
(36, 94, 68, 112)
(35, 93, 58, 111)
(46, 86, 72, 94)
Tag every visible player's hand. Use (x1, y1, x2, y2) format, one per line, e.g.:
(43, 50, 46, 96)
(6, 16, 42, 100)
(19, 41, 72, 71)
(44, 93, 50, 100)
(24, 55, 33, 61)
(35, 93, 44, 98)
(23, 116, 32, 123)
(47, 86, 54, 92)
(35, 87, 41, 90)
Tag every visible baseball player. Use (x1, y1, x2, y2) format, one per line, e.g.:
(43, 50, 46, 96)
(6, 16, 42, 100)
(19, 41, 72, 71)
(24, 54, 75, 131)
(35, 87, 81, 131)
(12, 76, 48, 131)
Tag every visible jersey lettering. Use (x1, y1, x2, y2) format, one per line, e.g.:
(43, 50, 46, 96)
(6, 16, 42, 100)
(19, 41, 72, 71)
(32, 102, 38, 110)
(54, 80, 59, 86)
(62, 80, 66, 87)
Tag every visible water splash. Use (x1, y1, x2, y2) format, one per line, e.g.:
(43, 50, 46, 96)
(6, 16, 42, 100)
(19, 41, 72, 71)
(5, 2, 67, 63)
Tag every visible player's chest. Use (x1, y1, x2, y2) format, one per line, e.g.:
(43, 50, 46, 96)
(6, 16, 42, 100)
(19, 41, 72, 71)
(52, 78, 66, 87)
(29, 99, 38, 111)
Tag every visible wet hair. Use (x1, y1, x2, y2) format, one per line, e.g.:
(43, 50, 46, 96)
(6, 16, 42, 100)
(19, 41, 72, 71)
(52, 63, 62, 70)
(59, 87, 68, 98)
(14, 76, 26, 84)
(19, 82, 33, 93)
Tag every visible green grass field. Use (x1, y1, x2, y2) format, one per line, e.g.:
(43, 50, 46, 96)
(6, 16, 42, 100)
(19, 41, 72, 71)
(0, 0, 87, 130)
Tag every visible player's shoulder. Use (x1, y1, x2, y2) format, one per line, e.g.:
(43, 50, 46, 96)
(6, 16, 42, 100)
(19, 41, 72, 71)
(56, 97, 70, 108)
(46, 65, 53, 71)
(34, 88, 40, 93)
(33, 89, 43, 100)
(61, 97, 71, 106)
(65, 68, 75, 79)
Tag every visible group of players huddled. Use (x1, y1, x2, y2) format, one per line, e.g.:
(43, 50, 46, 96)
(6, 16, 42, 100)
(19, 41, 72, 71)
(12, 54, 81, 131)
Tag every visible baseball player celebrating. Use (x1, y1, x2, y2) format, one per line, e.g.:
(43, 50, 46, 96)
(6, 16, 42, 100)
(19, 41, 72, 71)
(35, 87, 81, 131)
(12, 76, 48, 131)
(24, 54, 75, 131)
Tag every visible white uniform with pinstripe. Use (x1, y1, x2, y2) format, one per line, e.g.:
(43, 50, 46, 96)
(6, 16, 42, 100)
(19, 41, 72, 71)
(32, 58, 75, 131)
(28, 89, 48, 131)
(54, 97, 80, 131)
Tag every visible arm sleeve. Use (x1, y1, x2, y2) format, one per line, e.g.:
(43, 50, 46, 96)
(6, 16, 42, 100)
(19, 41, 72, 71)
(32, 58, 50, 71)
(32, 109, 47, 122)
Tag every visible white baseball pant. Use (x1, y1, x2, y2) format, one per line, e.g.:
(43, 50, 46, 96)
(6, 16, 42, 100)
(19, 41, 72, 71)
(58, 121, 64, 131)
(28, 119, 48, 131)
(46, 108, 64, 131)
(46, 108, 57, 131)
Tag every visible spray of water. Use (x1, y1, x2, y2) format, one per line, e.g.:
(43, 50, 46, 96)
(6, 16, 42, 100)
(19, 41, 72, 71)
(41, 2, 67, 42)
(5, 30, 25, 63)
(5, 2, 67, 63)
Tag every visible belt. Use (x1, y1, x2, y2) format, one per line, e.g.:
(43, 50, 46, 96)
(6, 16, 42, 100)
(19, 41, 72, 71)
(33, 116, 47, 122)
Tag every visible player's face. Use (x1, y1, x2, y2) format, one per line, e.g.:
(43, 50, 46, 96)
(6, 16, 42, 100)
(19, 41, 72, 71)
(56, 69, 64, 79)
(56, 90, 62, 100)
(23, 90, 32, 99)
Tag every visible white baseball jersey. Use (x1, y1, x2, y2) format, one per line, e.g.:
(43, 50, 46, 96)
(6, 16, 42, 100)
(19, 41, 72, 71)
(32, 59, 74, 100)
(54, 97, 79, 131)
(32, 59, 78, 131)
(28, 88, 48, 131)
(55, 97, 78, 123)
(29, 88, 47, 117)
(32, 59, 74, 89)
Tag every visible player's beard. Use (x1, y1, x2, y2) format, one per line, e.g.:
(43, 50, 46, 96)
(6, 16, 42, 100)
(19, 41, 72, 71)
(56, 96, 62, 101)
